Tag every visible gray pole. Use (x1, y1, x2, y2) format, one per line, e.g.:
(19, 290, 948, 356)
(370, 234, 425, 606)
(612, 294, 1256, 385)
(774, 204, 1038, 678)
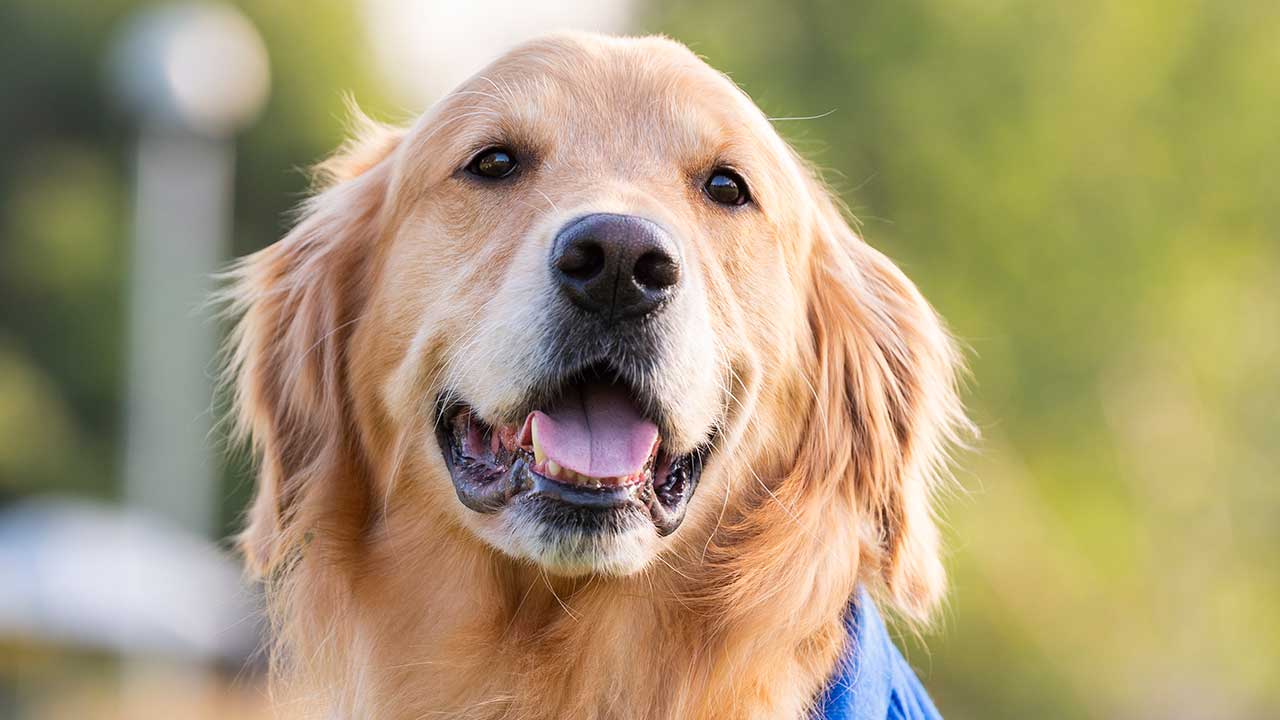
(123, 130, 232, 536)
(111, 0, 269, 544)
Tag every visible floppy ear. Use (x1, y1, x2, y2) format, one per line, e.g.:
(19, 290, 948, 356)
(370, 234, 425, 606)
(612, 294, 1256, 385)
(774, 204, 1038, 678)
(803, 182, 971, 623)
(224, 117, 403, 577)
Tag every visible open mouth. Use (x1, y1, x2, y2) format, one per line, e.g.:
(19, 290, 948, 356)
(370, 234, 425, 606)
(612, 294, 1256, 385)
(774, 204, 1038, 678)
(434, 369, 708, 536)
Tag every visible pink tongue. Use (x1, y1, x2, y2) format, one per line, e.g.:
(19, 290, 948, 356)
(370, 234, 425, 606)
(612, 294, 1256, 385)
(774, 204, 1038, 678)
(530, 384, 659, 478)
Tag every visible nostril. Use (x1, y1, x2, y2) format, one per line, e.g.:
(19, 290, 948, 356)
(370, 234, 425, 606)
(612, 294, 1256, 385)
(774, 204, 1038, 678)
(555, 240, 606, 281)
(550, 213, 681, 318)
(633, 250, 680, 290)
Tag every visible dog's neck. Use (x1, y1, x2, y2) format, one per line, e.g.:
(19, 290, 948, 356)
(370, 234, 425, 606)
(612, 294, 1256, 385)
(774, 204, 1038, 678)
(272, 484, 860, 720)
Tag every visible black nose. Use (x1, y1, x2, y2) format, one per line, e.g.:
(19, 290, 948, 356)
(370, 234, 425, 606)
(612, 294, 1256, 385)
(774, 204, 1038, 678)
(550, 213, 681, 320)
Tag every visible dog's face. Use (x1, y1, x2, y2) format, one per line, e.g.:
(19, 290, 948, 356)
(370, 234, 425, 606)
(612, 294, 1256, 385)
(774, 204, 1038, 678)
(366, 36, 817, 575)
(230, 33, 965, 621)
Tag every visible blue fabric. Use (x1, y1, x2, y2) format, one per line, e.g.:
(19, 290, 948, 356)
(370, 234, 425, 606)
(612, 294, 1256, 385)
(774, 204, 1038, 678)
(812, 588, 943, 720)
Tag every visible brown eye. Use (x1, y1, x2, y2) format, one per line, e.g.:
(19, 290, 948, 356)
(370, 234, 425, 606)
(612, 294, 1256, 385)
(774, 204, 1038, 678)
(467, 148, 517, 179)
(705, 169, 749, 206)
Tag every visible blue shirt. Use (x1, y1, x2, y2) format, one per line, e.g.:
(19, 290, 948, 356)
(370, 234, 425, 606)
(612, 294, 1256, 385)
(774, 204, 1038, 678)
(812, 588, 943, 720)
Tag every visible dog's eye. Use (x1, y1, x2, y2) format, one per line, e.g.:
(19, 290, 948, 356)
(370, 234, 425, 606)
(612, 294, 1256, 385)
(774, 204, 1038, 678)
(466, 148, 517, 179)
(704, 169, 749, 206)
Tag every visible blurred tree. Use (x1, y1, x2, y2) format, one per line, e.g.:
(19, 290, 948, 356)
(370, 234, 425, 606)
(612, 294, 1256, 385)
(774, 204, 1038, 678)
(644, 1, 1280, 718)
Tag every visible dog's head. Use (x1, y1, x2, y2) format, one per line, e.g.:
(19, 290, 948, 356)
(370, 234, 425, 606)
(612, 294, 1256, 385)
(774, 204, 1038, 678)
(227, 33, 966, 620)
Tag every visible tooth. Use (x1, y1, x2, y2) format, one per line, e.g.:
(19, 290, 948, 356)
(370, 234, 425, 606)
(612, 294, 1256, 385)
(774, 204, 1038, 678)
(532, 421, 546, 465)
(546, 460, 561, 477)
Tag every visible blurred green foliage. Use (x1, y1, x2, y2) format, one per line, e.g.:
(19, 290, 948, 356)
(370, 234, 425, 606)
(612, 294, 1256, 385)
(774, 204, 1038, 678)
(1, 1, 1276, 718)
(644, 1, 1280, 718)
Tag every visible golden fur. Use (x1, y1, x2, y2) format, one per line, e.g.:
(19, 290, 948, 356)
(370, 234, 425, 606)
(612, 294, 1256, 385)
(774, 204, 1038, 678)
(223, 32, 970, 720)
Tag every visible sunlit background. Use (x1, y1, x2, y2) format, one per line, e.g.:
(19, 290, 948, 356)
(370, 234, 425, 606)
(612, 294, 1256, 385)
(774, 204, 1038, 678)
(2, 1, 1277, 718)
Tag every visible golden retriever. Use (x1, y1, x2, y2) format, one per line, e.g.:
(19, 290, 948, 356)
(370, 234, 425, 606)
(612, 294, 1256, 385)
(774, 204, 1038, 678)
(224, 31, 969, 720)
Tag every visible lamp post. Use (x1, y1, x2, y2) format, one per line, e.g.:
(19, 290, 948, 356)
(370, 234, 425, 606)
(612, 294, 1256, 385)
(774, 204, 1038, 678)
(109, 2, 269, 709)
(111, 0, 268, 544)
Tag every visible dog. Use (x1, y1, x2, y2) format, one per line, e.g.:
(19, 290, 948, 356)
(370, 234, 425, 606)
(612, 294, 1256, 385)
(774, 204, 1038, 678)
(224, 31, 969, 719)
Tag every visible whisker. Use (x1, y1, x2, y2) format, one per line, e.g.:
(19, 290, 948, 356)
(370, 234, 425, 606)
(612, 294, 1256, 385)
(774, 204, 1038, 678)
(769, 108, 838, 122)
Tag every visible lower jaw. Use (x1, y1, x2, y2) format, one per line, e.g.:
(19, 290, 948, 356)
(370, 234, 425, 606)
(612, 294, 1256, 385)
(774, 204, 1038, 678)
(448, 456, 695, 537)
(500, 494, 660, 577)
